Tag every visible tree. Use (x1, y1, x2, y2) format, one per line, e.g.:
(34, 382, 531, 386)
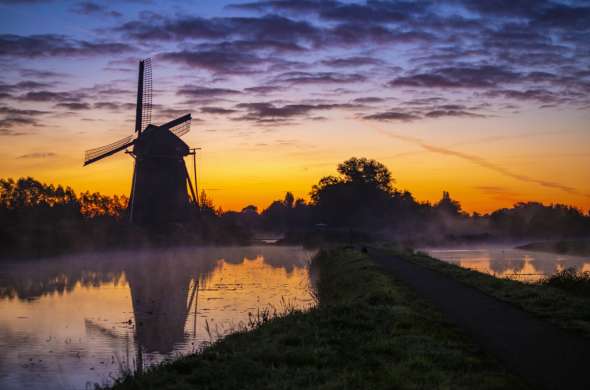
(436, 191, 462, 217)
(337, 157, 393, 193)
(199, 190, 216, 216)
(241, 205, 258, 215)
(309, 158, 398, 227)
(283, 192, 294, 208)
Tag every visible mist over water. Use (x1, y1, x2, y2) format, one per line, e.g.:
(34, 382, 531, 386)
(0, 246, 316, 390)
(423, 246, 590, 282)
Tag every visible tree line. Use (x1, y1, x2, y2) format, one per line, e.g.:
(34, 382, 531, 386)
(225, 158, 590, 244)
(1, 158, 589, 257)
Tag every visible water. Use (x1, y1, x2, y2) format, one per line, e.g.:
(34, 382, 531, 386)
(0, 246, 316, 390)
(423, 247, 590, 282)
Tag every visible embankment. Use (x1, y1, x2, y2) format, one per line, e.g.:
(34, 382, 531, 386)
(108, 248, 525, 389)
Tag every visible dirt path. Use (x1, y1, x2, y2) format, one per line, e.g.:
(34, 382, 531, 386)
(368, 248, 590, 390)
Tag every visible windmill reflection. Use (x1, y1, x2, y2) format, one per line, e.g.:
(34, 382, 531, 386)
(127, 266, 198, 357)
(0, 246, 316, 389)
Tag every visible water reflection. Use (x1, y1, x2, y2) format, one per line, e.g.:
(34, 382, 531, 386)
(423, 247, 590, 282)
(0, 246, 315, 390)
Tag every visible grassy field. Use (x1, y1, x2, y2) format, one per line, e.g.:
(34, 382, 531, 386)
(108, 248, 525, 390)
(381, 246, 590, 337)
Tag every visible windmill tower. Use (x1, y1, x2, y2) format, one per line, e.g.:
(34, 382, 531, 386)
(84, 59, 199, 224)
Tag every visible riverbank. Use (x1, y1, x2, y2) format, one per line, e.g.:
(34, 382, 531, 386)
(517, 239, 590, 256)
(108, 248, 525, 389)
(369, 247, 590, 389)
(382, 246, 590, 337)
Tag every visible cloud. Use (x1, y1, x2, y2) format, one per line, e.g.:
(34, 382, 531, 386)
(243, 85, 286, 95)
(0, 106, 49, 116)
(0, 128, 30, 136)
(0, 34, 133, 58)
(321, 56, 383, 67)
(93, 102, 135, 111)
(201, 106, 238, 114)
(0, 105, 49, 135)
(0, 116, 38, 128)
(273, 71, 366, 85)
(55, 102, 91, 110)
(362, 111, 420, 122)
(326, 23, 433, 46)
(363, 104, 485, 122)
(0, 81, 54, 93)
(195, 39, 307, 53)
(70, 2, 122, 17)
(177, 86, 242, 98)
(483, 89, 563, 105)
(17, 152, 57, 159)
(229, 1, 429, 23)
(154, 107, 194, 120)
(18, 68, 66, 78)
(2, 0, 588, 137)
(460, 0, 590, 30)
(227, 0, 332, 13)
(118, 14, 322, 45)
(17, 90, 86, 102)
(388, 65, 521, 89)
(160, 49, 268, 75)
(0, 0, 52, 3)
(353, 97, 386, 104)
(424, 110, 485, 119)
(234, 101, 357, 123)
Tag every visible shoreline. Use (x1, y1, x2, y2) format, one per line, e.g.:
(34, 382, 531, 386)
(516, 239, 590, 257)
(106, 248, 526, 389)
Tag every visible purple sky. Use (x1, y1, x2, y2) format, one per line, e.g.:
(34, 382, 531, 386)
(1, 0, 589, 212)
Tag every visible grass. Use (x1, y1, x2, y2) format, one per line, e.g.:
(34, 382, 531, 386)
(107, 248, 526, 390)
(539, 268, 590, 297)
(378, 246, 590, 338)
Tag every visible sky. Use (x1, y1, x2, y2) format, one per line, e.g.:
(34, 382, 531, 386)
(0, 0, 589, 214)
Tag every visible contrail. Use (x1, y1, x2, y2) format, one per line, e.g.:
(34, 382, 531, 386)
(385, 130, 580, 160)
(359, 120, 589, 198)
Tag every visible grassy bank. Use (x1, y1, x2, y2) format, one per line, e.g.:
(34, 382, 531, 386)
(517, 239, 590, 256)
(109, 248, 525, 390)
(382, 247, 590, 337)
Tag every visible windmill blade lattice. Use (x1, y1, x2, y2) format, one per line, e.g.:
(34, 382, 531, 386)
(141, 58, 153, 129)
(84, 134, 135, 166)
(170, 118, 191, 138)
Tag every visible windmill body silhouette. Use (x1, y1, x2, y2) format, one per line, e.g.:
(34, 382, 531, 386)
(84, 59, 197, 224)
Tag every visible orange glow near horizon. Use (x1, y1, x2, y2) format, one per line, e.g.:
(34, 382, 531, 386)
(2, 108, 589, 215)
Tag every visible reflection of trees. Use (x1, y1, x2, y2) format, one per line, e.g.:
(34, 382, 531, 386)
(488, 256, 526, 275)
(0, 247, 314, 300)
(0, 246, 313, 357)
(0, 254, 125, 300)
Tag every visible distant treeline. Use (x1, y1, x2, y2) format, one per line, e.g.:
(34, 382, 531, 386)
(2, 158, 589, 256)
(0, 177, 249, 258)
(229, 158, 590, 245)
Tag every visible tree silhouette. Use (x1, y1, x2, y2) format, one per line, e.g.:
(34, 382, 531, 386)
(337, 157, 393, 193)
(436, 191, 462, 217)
(284, 192, 295, 209)
(310, 157, 396, 228)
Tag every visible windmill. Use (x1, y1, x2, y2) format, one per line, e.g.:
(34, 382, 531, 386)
(83, 59, 199, 224)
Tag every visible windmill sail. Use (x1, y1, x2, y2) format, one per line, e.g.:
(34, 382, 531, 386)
(169, 116, 192, 138)
(134, 58, 152, 134)
(142, 58, 153, 130)
(84, 134, 135, 166)
(160, 113, 192, 137)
